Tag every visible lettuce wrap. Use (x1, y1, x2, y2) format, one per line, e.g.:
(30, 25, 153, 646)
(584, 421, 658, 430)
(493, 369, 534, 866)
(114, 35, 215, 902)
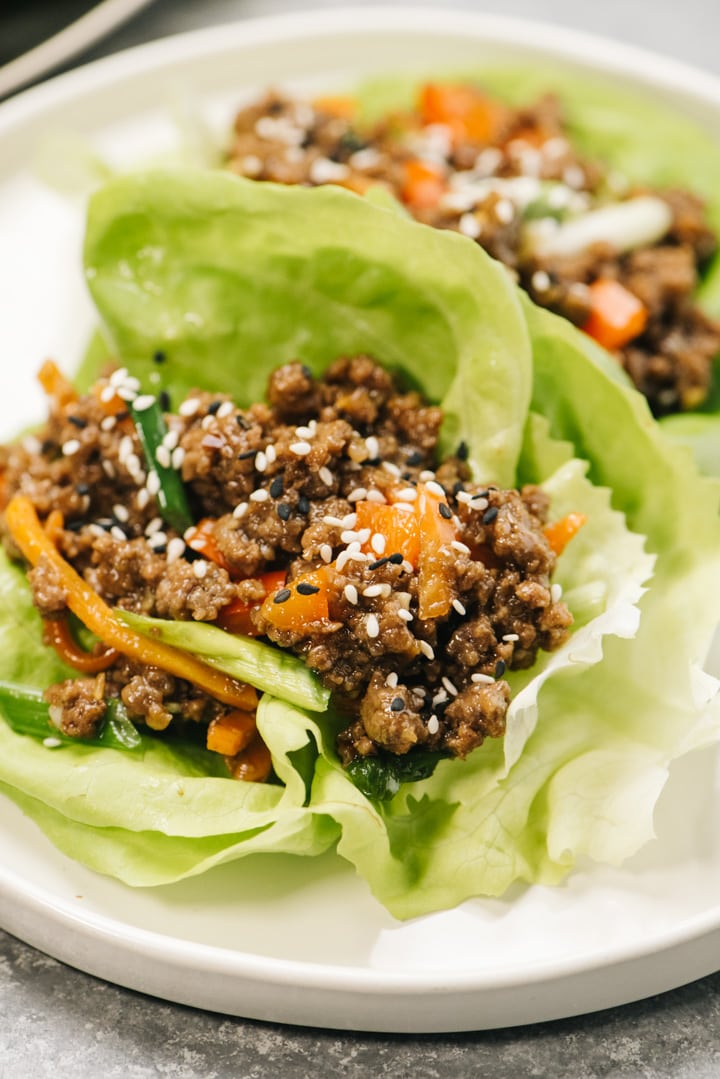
(0, 170, 718, 919)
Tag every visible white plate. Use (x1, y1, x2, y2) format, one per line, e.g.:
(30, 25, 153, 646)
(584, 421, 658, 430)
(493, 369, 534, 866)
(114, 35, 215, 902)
(0, 8, 719, 1034)
(0, 0, 156, 100)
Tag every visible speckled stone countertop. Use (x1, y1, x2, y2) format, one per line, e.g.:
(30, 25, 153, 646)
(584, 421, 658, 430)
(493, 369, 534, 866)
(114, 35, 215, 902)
(2, 1, 720, 1075)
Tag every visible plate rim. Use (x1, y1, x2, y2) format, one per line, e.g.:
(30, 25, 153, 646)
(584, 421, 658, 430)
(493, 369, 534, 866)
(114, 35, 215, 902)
(0, 4, 719, 1029)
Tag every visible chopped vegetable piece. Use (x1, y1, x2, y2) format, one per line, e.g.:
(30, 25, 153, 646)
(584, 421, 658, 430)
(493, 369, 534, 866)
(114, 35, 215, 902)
(418, 82, 503, 143)
(227, 729, 273, 782)
(346, 748, 446, 801)
(582, 279, 648, 351)
(185, 518, 232, 572)
(37, 360, 77, 408)
(43, 614, 119, 674)
(544, 512, 588, 556)
(5, 495, 256, 711)
(355, 501, 421, 566)
(216, 570, 287, 635)
(312, 94, 356, 120)
(416, 484, 457, 620)
(130, 396, 194, 533)
(261, 568, 330, 634)
(0, 681, 142, 751)
(401, 158, 446, 210)
(206, 709, 256, 756)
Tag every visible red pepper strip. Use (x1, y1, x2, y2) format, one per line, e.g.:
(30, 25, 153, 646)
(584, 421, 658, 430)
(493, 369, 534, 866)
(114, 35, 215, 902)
(43, 615, 119, 674)
(5, 495, 257, 712)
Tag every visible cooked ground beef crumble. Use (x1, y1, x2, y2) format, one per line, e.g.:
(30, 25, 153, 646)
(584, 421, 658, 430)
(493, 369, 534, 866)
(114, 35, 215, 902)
(226, 87, 720, 416)
(0, 357, 573, 777)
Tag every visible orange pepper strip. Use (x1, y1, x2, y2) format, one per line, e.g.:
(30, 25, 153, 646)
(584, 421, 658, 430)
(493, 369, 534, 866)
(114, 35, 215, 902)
(185, 518, 233, 573)
(227, 729, 273, 783)
(416, 484, 457, 621)
(355, 501, 421, 567)
(37, 360, 77, 408)
(312, 94, 356, 120)
(544, 512, 588, 557)
(5, 495, 257, 711)
(206, 709, 256, 756)
(43, 615, 119, 675)
(418, 82, 504, 143)
(260, 567, 330, 634)
(216, 570, 287, 636)
(583, 279, 648, 351)
(400, 159, 446, 210)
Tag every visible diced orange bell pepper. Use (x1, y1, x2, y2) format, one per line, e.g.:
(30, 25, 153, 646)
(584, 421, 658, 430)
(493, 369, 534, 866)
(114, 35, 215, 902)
(544, 512, 587, 556)
(416, 484, 457, 621)
(216, 570, 287, 636)
(206, 709, 257, 756)
(401, 158, 446, 210)
(583, 279, 648, 351)
(185, 518, 232, 573)
(261, 567, 330, 634)
(418, 82, 503, 143)
(312, 94, 356, 120)
(355, 501, 421, 567)
(227, 729, 273, 782)
(37, 360, 77, 408)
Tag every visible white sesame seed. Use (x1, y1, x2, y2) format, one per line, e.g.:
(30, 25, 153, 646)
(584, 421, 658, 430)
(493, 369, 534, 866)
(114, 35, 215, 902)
(424, 481, 446, 499)
(381, 462, 400, 478)
(133, 394, 156, 412)
(341, 530, 360, 545)
(418, 471, 435, 483)
(472, 672, 495, 684)
(113, 504, 129, 523)
(551, 583, 563, 603)
(290, 441, 312, 456)
(323, 515, 344, 527)
(348, 551, 369, 563)
(162, 429, 179, 450)
(401, 560, 414, 574)
(118, 435, 133, 462)
(146, 517, 164, 535)
(366, 613, 380, 639)
(366, 488, 386, 504)
(344, 584, 358, 605)
(43, 736, 63, 748)
(171, 447, 185, 469)
(393, 502, 416, 514)
(451, 540, 471, 555)
(62, 439, 81, 456)
(471, 497, 489, 511)
(495, 198, 514, 224)
(320, 543, 333, 564)
(345, 540, 362, 555)
(179, 398, 200, 417)
(397, 592, 412, 608)
(396, 487, 417, 502)
(109, 367, 129, 387)
(452, 599, 467, 616)
(110, 526, 127, 542)
(371, 533, 386, 556)
(265, 444, 277, 465)
(341, 514, 358, 529)
(217, 401, 235, 419)
(347, 487, 367, 503)
(166, 537, 186, 564)
(201, 414, 215, 431)
(100, 385, 117, 403)
(385, 672, 399, 688)
(442, 676, 458, 697)
(125, 453, 142, 477)
(532, 270, 551, 292)
(319, 466, 334, 486)
(250, 489, 269, 502)
(398, 609, 413, 623)
(146, 471, 161, 496)
(356, 528, 371, 544)
(193, 559, 208, 579)
(419, 640, 435, 660)
(432, 689, 448, 707)
(456, 490, 473, 505)
(233, 502, 248, 520)
(365, 436, 380, 459)
(427, 715, 440, 735)
(117, 386, 139, 402)
(136, 488, 150, 510)
(100, 415, 117, 431)
(502, 633, 520, 642)
(363, 584, 384, 598)
(310, 158, 350, 184)
(156, 445, 171, 469)
(255, 451, 268, 473)
(294, 425, 314, 440)
(336, 550, 350, 573)
(88, 524, 106, 538)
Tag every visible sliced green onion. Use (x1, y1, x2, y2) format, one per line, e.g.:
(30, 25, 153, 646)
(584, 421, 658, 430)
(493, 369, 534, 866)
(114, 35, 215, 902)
(130, 396, 193, 533)
(0, 681, 142, 752)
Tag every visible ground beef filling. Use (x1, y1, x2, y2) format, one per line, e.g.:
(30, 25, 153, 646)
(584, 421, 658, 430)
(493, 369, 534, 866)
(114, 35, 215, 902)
(1, 358, 572, 769)
(227, 90, 720, 415)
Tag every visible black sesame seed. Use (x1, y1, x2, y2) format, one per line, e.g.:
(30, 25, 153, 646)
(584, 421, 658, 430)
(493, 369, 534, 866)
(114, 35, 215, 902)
(75, 483, 90, 496)
(401, 471, 413, 480)
(277, 503, 292, 521)
(267, 100, 284, 115)
(474, 489, 490, 500)
(296, 582, 320, 596)
(300, 364, 313, 380)
(153, 350, 167, 364)
(269, 476, 284, 499)
(452, 481, 465, 496)
(41, 439, 56, 456)
(368, 557, 389, 570)
(65, 519, 85, 532)
(388, 552, 404, 565)
(390, 697, 405, 713)
(158, 391, 171, 413)
(495, 659, 506, 678)
(456, 440, 469, 461)
(182, 547, 203, 562)
(238, 450, 256, 460)
(68, 415, 87, 429)
(297, 495, 310, 515)
(207, 401, 222, 416)
(115, 409, 130, 421)
(152, 544, 167, 556)
(406, 450, 423, 467)
(236, 414, 251, 430)
(274, 588, 292, 604)
(482, 506, 499, 525)
(438, 503, 452, 520)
